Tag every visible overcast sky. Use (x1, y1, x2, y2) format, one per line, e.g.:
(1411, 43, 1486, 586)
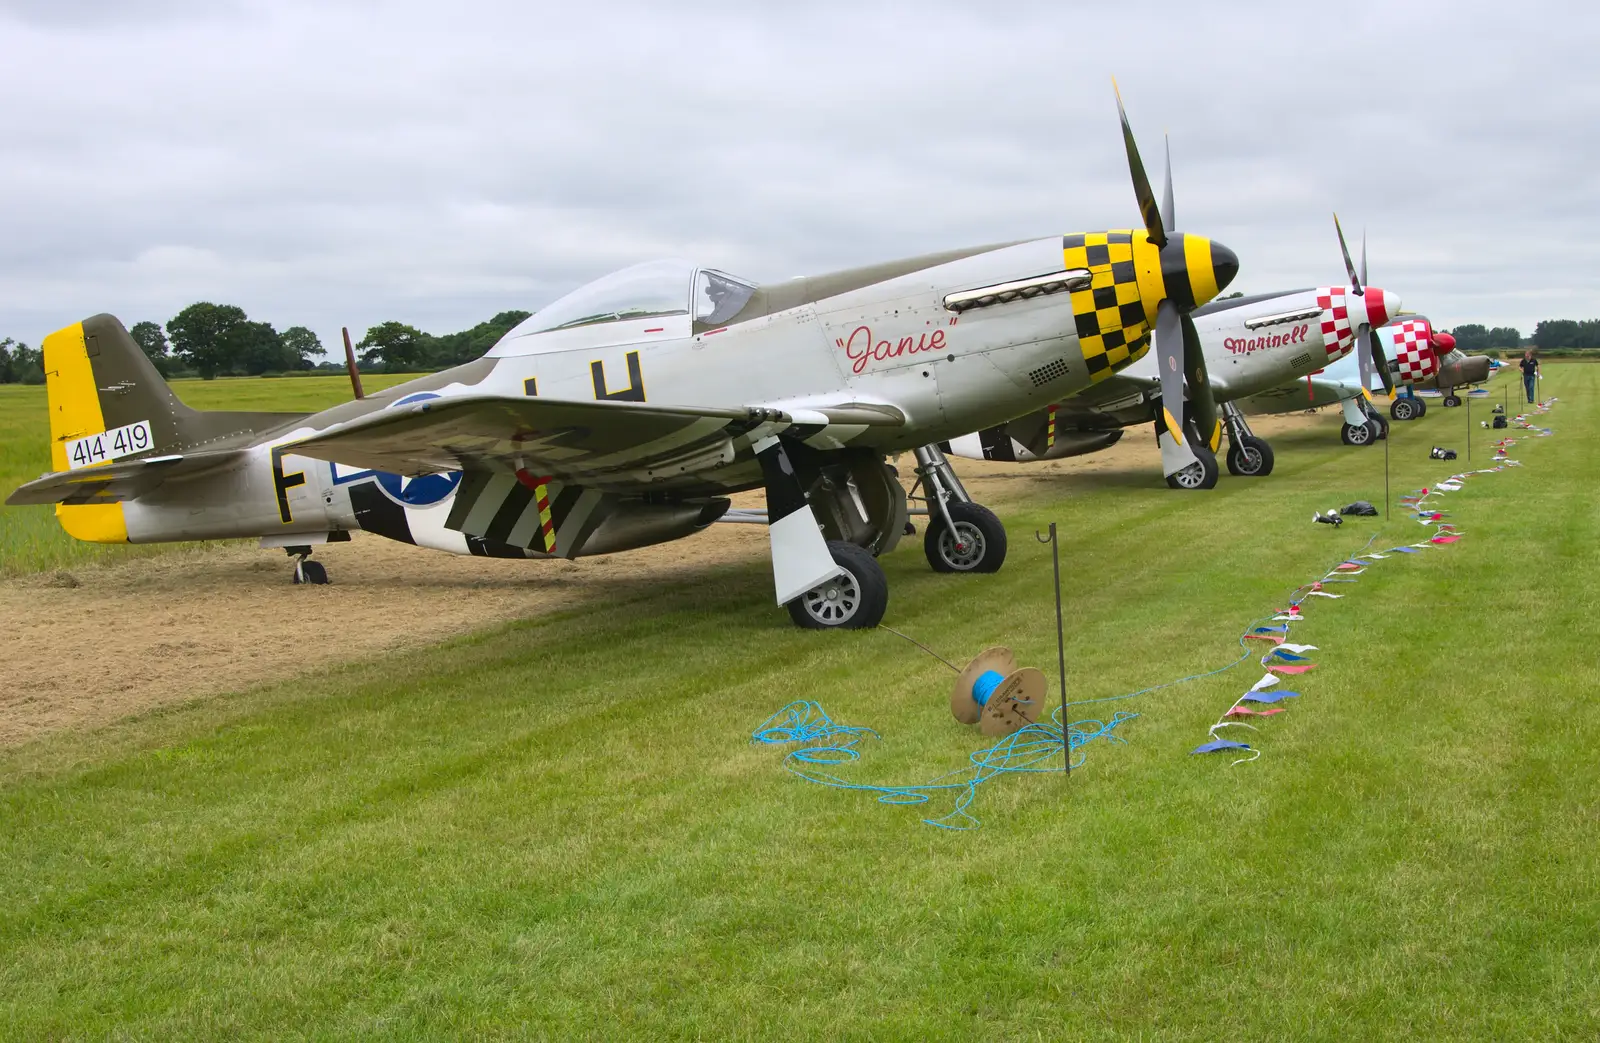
(2, 0, 1595, 353)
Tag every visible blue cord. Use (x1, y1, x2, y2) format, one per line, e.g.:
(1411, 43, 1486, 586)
(752, 701, 1138, 830)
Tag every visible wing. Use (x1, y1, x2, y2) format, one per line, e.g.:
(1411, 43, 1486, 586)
(6, 449, 246, 506)
(286, 394, 903, 487)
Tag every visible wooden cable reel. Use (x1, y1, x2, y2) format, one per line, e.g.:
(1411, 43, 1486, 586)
(950, 646, 1046, 737)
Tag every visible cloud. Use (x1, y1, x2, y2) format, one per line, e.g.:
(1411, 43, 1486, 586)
(1, 0, 1596, 349)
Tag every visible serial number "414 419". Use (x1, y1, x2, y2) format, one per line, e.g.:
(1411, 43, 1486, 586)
(64, 420, 153, 470)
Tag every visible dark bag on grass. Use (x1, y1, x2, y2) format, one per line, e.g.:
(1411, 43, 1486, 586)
(1340, 501, 1378, 516)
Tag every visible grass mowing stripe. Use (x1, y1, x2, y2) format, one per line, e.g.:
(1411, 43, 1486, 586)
(0, 372, 1596, 1039)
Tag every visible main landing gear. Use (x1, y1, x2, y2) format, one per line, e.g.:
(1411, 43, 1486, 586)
(1390, 393, 1426, 421)
(287, 546, 329, 585)
(1361, 399, 1389, 440)
(768, 441, 1008, 631)
(1442, 389, 1462, 408)
(1155, 412, 1219, 490)
(787, 541, 888, 630)
(1221, 401, 1275, 478)
(1340, 419, 1379, 446)
(910, 444, 1008, 574)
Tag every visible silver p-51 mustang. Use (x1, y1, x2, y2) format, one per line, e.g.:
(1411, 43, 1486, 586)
(944, 220, 1401, 487)
(10, 96, 1237, 629)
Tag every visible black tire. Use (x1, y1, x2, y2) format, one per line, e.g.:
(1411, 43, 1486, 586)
(1165, 445, 1220, 489)
(1414, 398, 1428, 417)
(923, 501, 1008, 574)
(1443, 394, 1462, 408)
(1390, 397, 1420, 421)
(294, 560, 329, 585)
(786, 541, 888, 630)
(1372, 414, 1389, 440)
(1226, 436, 1275, 477)
(1340, 421, 1376, 447)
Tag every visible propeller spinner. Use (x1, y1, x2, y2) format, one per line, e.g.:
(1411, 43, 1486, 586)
(1113, 86, 1239, 479)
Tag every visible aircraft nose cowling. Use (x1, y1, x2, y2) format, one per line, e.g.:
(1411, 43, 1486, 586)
(1454, 354, 1492, 385)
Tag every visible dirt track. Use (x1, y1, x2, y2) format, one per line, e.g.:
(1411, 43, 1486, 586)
(1, 411, 1333, 747)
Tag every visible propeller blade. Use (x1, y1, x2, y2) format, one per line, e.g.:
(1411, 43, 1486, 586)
(1333, 213, 1361, 293)
(1161, 134, 1175, 236)
(1114, 80, 1167, 247)
(1356, 323, 1375, 393)
(1359, 229, 1368, 288)
(1181, 311, 1222, 451)
(1367, 327, 1395, 395)
(1154, 300, 1199, 476)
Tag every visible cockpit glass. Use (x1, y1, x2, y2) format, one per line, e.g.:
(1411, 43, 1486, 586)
(694, 269, 758, 327)
(520, 259, 694, 335)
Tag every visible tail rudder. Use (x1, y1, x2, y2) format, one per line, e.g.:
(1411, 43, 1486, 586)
(45, 315, 194, 473)
(41, 315, 310, 543)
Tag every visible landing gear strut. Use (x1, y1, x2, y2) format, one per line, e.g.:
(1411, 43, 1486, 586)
(1221, 401, 1275, 477)
(287, 546, 329, 585)
(908, 444, 1008, 573)
(1360, 399, 1390, 440)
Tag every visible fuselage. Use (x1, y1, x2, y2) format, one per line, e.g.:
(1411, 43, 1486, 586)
(55, 232, 1236, 556)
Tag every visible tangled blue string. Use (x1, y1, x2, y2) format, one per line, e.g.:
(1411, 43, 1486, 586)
(751, 701, 1137, 830)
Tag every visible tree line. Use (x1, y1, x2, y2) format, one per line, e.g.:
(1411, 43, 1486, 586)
(0, 304, 532, 384)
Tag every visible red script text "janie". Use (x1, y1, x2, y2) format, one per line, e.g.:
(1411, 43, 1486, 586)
(838, 325, 948, 374)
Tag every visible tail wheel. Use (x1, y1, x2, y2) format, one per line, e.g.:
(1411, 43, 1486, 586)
(1390, 397, 1420, 421)
(786, 541, 888, 630)
(293, 560, 329, 585)
(924, 501, 1008, 574)
(1340, 422, 1375, 447)
(1225, 436, 1275, 477)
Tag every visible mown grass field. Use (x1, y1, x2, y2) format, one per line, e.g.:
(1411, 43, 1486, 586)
(0, 375, 420, 576)
(2, 369, 1596, 1039)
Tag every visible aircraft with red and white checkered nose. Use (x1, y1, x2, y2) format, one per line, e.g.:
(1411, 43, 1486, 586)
(8, 91, 1238, 630)
(944, 216, 1400, 488)
(1237, 317, 1495, 446)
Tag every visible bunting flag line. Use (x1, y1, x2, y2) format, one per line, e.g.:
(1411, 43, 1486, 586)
(1190, 397, 1557, 766)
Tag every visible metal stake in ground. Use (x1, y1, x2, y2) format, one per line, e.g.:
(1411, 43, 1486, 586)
(1384, 412, 1391, 519)
(1035, 523, 1069, 775)
(1467, 392, 1472, 461)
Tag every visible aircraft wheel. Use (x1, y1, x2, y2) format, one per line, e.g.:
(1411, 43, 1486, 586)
(1414, 398, 1428, 417)
(1340, 421, 1376, 447)
(786, 541, 887, 630)
(1372, 414, 1389, 440)
(924, 501, 1007, 574)
(1443, 394, 1462, 407)
(1390, 397, 1420, 421)
(1165, 446, 1220, 490)
(293, 560, 329, 585)
(1226, 436, 1275, 477)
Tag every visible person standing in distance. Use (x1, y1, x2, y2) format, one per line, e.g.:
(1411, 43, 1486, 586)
(1519, 348, 1540, 404)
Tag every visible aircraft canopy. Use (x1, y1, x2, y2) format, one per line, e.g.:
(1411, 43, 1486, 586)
(507, 259, 758, 339)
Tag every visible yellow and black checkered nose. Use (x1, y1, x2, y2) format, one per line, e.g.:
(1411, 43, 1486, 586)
(1063, 231, 1237, 381)
(1062, 231, 1148, 382)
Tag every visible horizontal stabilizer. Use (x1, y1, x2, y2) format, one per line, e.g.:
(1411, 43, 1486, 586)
(6, 449, 245, 506)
